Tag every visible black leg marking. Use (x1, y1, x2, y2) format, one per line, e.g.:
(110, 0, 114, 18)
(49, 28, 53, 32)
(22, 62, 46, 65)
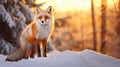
(43, 44, 47, 57)
(37, 44, 41, 57)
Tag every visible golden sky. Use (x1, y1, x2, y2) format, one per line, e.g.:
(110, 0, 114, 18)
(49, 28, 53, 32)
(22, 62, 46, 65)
(35, 0, 117, 12)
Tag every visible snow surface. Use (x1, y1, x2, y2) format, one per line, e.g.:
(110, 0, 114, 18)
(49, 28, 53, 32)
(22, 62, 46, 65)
(0, 49, 120, 67)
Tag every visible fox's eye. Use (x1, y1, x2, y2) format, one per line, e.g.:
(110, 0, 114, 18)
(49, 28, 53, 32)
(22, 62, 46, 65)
(45, 16, 49, 20)
(39, 16, 42, 19)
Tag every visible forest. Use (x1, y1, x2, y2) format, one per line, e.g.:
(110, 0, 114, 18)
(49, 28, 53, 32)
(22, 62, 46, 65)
(0, 0, 120, 63)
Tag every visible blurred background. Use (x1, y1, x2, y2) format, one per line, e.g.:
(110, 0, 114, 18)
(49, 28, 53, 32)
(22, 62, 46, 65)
(48, 0, 120, 59)
(0, 0, 120, 59)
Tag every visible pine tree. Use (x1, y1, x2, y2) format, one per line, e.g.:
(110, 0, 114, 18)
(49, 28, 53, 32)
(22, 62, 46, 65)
(0, 0, 43, 55)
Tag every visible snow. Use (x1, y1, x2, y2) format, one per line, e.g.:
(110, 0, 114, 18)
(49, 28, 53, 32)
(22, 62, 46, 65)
(0, 49, 120, 67)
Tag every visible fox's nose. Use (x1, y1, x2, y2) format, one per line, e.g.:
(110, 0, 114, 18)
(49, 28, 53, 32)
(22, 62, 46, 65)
(41, 21, 44, 23)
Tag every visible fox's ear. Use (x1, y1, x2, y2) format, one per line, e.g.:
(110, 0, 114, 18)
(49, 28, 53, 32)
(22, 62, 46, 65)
(35, 7, 42, 14)
(46, 6, 52, 14)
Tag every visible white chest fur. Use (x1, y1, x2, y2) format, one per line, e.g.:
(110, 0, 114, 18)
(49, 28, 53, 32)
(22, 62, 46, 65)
(36, 24, 52, 39)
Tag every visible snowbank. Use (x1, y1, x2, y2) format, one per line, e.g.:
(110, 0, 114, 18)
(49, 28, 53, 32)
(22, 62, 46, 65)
(0, 49, 120, 67)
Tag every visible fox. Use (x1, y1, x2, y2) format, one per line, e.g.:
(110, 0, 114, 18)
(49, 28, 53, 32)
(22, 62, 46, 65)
(6, 6, 54, 61)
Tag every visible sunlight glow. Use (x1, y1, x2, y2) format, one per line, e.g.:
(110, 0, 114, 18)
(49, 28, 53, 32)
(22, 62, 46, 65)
(35, 0, 46, 4)
(107, 0, 117, 7)
(35, 0, 118, 12)
(54, 0, 91, 12)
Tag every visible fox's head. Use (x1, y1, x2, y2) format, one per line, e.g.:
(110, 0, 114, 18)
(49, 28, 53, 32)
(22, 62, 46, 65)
(35, 6, 53, 26)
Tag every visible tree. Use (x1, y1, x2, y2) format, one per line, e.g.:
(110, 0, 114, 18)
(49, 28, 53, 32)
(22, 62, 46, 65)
(91, 0, 97, 51)
(0, 0, 43, 55)
(100, 0, 107, 53)
(114, 0, 120, 58)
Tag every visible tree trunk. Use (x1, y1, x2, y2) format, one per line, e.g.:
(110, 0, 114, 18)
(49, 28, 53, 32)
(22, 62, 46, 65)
(114, 0, 120, 59)
(91, 0, 97, 51)
(101, 0, 107, 53)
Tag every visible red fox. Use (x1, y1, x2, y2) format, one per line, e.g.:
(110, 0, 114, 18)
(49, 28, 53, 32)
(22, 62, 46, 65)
(6, 6, 54, 61)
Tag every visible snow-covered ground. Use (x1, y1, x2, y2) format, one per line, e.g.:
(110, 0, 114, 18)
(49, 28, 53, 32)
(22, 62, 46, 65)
(0, 49, 120, 67)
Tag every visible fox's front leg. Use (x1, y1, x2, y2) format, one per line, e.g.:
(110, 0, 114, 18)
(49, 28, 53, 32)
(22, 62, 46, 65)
(42, 39, 47, 57)
(37, 42, 41, 57)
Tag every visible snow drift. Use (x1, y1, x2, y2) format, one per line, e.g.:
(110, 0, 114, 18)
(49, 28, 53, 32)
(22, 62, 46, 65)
(0, 49, 120, 67)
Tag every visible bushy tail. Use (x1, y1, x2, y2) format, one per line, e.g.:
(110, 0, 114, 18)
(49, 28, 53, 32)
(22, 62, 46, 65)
(6, 48, 25, 61)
